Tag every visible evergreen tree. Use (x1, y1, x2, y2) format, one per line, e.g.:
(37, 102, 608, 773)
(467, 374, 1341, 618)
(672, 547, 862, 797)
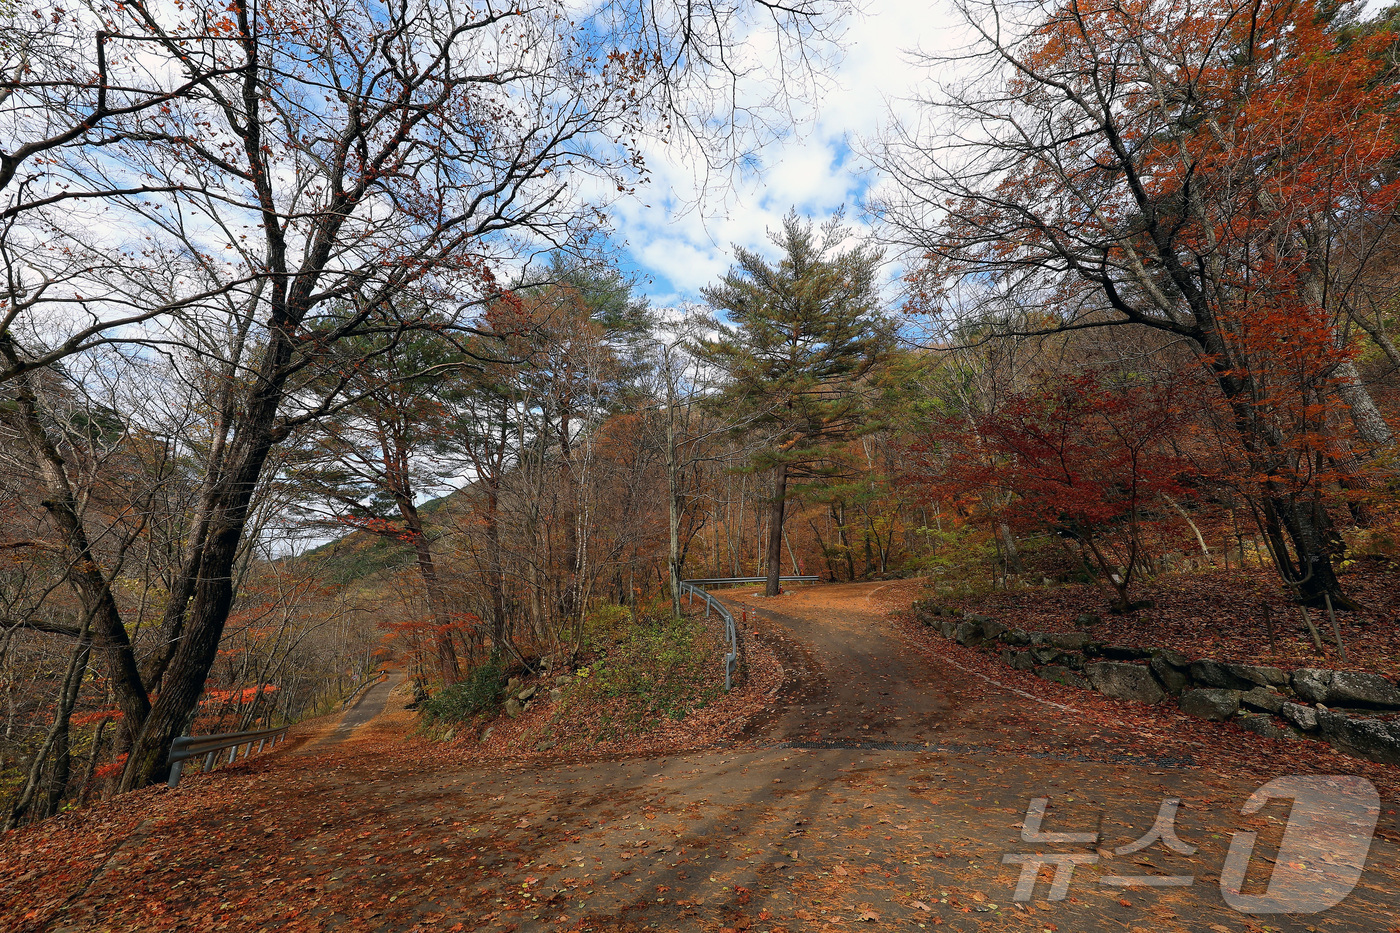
(696, 211, 891, 596)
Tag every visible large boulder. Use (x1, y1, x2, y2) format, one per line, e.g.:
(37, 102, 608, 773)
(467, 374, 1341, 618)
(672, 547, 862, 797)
(1149, 655, 1191, 696)
(504, 698, 524, 719)
(1036, 665, 1090, 689)
(1151, 648, 1192, 670)
(1000, 628, 1032, 647)
(939, 620, 958, 640)
(1327, 672, 1400, 710)
(1225, 664, 1288, 688)
(1238, 713, 1287, 740)
(1048, 632, 1092, 652)
(1188, 659, 1254, 690)
(1315, 711, 1400, 765)
(1008, 650, 1036, 671)
(1291, 668, 1333, 703)
(1240, 687, 1286, 715)
(1031, 646, 1064, 665)
(1291, 668, 1400, 709)
(1181, 688, 1240, 721)
(981, 620, 1009, 641)
(1280, 702, 1319, 732)
(1084, 662, 1166, 704)
(954, 621, 986, 647)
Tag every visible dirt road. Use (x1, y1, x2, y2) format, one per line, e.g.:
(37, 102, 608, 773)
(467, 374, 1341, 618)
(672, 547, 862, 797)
(6, 582, 1397, 933)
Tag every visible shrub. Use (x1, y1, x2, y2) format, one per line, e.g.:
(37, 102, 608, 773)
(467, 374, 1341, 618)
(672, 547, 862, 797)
(420, 659, 504, 723)
(572, 611, 722, 726)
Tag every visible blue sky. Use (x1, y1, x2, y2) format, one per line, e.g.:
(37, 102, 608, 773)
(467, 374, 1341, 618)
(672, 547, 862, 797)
(606, 0, 963, 313)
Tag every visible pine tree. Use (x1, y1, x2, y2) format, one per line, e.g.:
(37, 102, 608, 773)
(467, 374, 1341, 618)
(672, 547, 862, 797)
(696, 210, 891, 596)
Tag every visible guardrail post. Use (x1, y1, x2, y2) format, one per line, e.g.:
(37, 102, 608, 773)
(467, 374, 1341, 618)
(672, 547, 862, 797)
(167, 759, 184, 788)
(257, 739, 265, 753)
(227, 744, 238, 766)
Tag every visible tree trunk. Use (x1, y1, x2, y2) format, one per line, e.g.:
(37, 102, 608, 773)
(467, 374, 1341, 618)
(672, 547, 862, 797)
(667, 408, 684, 614)
(807, 515, 836, 581)
(6, 633, 89, 829)
(997, 523, 1024, 574)
(2, 349, 151, 742)
(833, 501, 855, 581)
(1334, 358, 1394, 458)
(485, 484, 508, 662)
(396, 497, 459, 684)
(1200, 337, 1350, 606)
(765, 462, 788, 597)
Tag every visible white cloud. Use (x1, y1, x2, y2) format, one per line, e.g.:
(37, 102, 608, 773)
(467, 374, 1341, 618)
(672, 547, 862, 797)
(615, 0, 962, 306)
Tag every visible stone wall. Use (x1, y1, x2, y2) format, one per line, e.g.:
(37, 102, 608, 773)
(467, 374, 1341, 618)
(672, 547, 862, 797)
(912, 600, 1400, 766)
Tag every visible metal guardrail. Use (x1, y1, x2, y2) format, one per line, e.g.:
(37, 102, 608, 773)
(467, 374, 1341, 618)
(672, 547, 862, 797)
(680, 581, 739, 692)
(682, 576, 819, 587)
(166, 724, 289, 788)
(680, 576, 820, 692)
(340, 670, 389, 710)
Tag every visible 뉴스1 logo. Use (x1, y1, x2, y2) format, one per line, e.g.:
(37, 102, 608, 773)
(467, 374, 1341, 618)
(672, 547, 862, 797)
(1004, 774, 1379, 914)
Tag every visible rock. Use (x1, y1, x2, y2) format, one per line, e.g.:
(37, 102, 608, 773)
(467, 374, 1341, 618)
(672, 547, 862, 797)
(1280, 702, 1319, 731)
(939, 620, 957, 640)
(1149, 656, 1191, 696)
(1048, 632, 1092, 651)
(443, 729, 456, 742)
(1028, 632, 1050, 646)
(504, 698, 523, 719)
(981, 620, 1008, 641)
(480, 726, 494, 742)
(1225, 663, 1288, 688)
(1074, 613, 1101, 627)
(1036, 665, 1090, 689)
(966, 613, 993, 625)
(518, 685, 538, 702)
(1291, 668, 1333, 703)
(1315, 710, 1400, 765)
(1097, 644, 1151, 661)
(1240, 687, 1286, 714)
(1031, 646, 1063, 665)
(506, 676, 522, 694)
(554, 674, 573, 686)
(1180, 688, 1241, 721)
(1189, 659, 1253, 690)
(1084, 662, 1166, 704)
(915, 610, 938, 627)
(1151, 648, 1191, 669)
(1238, 714, 1287, 740)
(535, 739, 557, 752)
(1009, 650, 1036, 671)
(1000, 628, 1031, 647)
(954, 621, 985, 647)
(549, 688, 563, 703)
(1326, 671, 1400, 710)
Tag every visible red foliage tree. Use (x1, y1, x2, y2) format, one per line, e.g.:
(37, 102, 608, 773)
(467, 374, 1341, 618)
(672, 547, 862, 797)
(907, 370, 1201, 611)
